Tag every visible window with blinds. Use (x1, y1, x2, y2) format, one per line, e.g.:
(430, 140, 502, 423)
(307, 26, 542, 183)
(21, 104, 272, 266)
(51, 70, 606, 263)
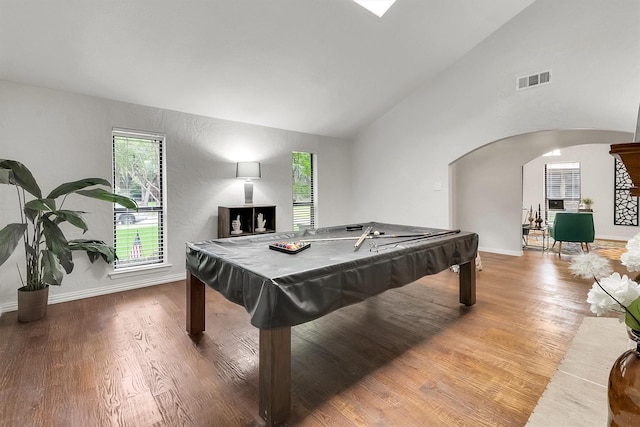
(112, 130, 166, 269)
(292, 151, 315, 230)
(545, 162, 581, 223)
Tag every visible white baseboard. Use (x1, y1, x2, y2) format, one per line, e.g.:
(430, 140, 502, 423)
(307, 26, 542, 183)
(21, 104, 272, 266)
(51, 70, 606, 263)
(478, 246, 522, 257)
(595, 234, 627, 242)
(0, 272, 186, 314)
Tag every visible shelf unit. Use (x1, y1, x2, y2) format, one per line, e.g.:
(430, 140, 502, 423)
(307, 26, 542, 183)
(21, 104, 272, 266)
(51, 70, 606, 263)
(218, 205, 276, 238)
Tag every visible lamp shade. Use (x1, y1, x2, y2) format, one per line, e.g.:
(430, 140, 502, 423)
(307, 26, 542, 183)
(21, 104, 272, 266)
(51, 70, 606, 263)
(236, 162, 261, 179)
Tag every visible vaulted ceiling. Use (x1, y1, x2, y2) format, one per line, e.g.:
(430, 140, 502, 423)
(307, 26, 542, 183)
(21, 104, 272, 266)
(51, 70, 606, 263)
(0, 0, 535, 139)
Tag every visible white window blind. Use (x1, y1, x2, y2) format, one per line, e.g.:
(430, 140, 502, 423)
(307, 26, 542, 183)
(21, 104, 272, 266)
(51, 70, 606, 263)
(545, 162, 581, 199)
(292, 152, 315, 230)
(112, 130, 166, 269)
(545, 162, 581, 222)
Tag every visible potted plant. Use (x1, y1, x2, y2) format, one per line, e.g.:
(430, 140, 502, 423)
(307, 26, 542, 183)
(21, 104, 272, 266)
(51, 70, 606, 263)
(582, 197, 594, 210)
(0, 159, 137, 322)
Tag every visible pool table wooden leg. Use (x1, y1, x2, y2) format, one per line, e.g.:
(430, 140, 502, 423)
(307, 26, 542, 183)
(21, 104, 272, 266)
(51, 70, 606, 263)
(459, 259, 476, 306)
(186, 271, 205, 335)
(259, 327, 291, 426)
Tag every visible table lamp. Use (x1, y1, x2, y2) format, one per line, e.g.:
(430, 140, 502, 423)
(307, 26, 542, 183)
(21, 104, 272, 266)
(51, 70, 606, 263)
(236, 161, 261, 204)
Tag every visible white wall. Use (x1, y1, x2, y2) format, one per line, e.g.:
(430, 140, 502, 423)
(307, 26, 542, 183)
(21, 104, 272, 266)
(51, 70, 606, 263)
(0, 80, 352, 311)
(349, 0, 640, 252)
(523, 143, 639, 241)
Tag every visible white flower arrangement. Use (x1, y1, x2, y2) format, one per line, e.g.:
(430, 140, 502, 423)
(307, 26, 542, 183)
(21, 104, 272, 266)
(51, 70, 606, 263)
(621, 233, 640, 272)
(586, 273, 640, 317)
(570, 236, 640, 331)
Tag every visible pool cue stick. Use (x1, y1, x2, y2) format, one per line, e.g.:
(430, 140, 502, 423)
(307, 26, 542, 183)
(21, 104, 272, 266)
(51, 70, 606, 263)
(300, 236, 363, 242)
(354, 226, 373, 251)
(300, 230, 454, 243)
(373, 229, 461, 248)
(382, 232, 432, 238)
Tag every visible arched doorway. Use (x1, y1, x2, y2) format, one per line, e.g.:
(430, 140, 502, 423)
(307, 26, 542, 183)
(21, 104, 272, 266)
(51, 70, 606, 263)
(450, 129, 632, 255)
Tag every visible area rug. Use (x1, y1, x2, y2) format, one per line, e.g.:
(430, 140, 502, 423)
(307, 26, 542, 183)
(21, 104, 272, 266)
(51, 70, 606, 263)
(592, 240, 627, 261)
(526, 317, 632, 426)
(525, 238, 626, 261)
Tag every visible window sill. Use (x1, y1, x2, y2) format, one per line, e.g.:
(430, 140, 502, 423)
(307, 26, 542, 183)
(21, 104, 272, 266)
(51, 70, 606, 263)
(108, 263, 173, 280)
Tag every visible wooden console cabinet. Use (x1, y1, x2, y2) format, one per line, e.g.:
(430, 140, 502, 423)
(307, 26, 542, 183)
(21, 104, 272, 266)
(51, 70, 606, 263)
(218, 205, 276, 238)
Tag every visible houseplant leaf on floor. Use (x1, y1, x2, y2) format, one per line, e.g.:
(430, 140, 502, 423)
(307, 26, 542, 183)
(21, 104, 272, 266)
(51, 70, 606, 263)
(0, 159, 137, 322)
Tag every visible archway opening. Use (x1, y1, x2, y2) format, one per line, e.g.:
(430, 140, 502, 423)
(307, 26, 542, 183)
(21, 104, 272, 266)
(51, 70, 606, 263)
(450, 129, 633, 255)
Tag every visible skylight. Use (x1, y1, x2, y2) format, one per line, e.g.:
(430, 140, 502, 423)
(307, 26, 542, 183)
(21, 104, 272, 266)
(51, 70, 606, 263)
(543, 149, 561, 157)
(352, 0, 397, 17)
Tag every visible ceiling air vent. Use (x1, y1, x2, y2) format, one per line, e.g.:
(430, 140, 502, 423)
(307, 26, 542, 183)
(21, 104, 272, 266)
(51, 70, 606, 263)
(517, 71, 551, 91)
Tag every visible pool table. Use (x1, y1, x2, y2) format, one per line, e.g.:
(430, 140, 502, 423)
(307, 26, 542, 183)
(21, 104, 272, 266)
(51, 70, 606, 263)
(185, 222, 478, 425)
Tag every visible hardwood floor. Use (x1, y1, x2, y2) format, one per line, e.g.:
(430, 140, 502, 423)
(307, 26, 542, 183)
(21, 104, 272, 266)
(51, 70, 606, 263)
(0, 250, 601, 426)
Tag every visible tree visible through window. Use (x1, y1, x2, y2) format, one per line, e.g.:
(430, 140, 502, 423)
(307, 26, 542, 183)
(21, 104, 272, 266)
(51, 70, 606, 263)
(292, 152, 315, 230)
(112, 130, 165, 269)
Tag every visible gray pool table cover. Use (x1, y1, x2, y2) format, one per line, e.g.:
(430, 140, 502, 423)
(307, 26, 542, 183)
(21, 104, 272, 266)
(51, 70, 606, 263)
(186, 222, 478, 329)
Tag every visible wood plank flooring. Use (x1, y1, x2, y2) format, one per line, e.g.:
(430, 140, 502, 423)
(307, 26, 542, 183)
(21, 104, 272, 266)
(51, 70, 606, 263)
(0, 250, 603, 426)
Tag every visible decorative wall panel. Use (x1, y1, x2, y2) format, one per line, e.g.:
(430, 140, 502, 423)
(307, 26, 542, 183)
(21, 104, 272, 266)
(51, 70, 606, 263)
(614, 158, 639, 226)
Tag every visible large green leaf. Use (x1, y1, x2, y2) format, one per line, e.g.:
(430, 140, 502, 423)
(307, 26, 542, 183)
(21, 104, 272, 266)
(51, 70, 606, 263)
(41, 249, 65, 285)
(25, 199, 55, 223)
(0, 223, 27, 267)
(25, 199, 54, 212)
(0, 159, 42, 198)
(24, 207, 38, 224)
(54, 210, 88, 232)
(76, 188, 138, 210)
(42, 217, 73, 274)
(626, 298, 640, 331)
(0, 168, 12, 184)
(47, 178, 112, 199)
(69, 239, 117, 264)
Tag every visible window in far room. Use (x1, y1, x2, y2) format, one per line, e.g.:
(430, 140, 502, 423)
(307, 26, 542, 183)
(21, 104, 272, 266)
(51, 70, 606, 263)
(545, 162, 581, 224)
(112, 130, 166, 270)
(292, 151, 315, 231)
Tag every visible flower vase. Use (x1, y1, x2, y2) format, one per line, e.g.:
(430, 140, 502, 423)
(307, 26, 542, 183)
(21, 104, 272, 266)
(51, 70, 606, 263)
(608, 329, 640, 426)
